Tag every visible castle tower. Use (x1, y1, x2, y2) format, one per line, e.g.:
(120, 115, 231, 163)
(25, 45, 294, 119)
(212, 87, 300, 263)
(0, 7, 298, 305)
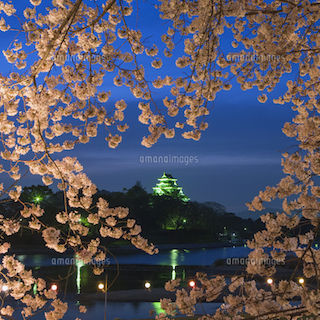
(152, 173, 190, 202)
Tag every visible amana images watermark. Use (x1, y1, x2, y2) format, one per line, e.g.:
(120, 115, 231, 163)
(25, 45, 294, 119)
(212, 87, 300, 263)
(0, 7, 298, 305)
(139, 154, 199, 166)
(52, 52, 111, 65)
(279, 316, 318, 320)
(226, 257, 285, 266)
(51, 257, 111, 267)
(226, 52, 281, 63)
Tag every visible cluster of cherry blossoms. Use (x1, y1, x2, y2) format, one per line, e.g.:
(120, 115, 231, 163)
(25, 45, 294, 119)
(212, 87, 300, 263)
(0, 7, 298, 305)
(0, 0, 320, 319)
(0, 0, 164, 318)
(0, 254, 81, 319)
(153, 0, 320, 319)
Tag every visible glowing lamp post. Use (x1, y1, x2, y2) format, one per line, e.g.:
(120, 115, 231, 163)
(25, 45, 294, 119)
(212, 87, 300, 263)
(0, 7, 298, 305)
(144, 281, 151, 289)
(1, 284, 8, 292)
(98, 282, 105, 291)
(50, 284, 58, 291)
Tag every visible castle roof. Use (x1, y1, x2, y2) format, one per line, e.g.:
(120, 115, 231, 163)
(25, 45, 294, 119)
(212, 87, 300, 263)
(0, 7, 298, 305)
(152, 172, 189, 202)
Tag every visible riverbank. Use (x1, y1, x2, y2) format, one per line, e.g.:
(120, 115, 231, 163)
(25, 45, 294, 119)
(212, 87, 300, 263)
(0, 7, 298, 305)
(80, 287, 222, 304)
(80, 288, 176, 302)
(108, 241, 245, 254)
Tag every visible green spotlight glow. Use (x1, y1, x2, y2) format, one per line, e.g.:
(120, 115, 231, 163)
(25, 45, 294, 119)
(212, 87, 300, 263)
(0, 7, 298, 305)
(152, 302, 165, 315)
(33, 283, 37, 295)
(33, 195, 43, 203)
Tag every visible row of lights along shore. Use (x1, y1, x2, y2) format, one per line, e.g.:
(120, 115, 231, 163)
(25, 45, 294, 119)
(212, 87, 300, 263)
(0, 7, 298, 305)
(44, 278, 308, 292)
(1, 278, 306, 295)
(0, 277, 306, 294)
(97, 281, 153, 292)
(44, 278, 307, 292)
(188, 278, 304, 289)
(267, 277, 305, 285)
(1, 281, 151, 294)
(0, 283, 58, 293)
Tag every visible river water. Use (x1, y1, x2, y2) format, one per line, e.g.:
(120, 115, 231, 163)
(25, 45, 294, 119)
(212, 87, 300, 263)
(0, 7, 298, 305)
(31, 301, 222, 320)
(15, 246, 251, 319)
(16, 245, 251, 267)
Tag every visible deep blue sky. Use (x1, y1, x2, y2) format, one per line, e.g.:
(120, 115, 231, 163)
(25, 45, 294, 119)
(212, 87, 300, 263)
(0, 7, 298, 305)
(67, 90, 294, 216)
(1, 1, 297, 217)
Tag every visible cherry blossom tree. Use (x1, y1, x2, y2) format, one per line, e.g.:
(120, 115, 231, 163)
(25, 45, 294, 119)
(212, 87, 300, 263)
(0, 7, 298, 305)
(156, 0, 320, 319)
(0, 0, 162, 318)
(0, 0, 319, 319)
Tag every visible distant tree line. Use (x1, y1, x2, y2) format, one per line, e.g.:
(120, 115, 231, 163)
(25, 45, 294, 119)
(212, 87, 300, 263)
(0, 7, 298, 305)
(1, 183, 316, 247)
(0, 182, 270, 246)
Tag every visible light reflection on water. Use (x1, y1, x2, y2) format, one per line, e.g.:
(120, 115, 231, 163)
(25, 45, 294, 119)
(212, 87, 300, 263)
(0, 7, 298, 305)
(16, 246, 251, 267)
(152, 302, 164, 314)
(170, 249, 178, 280)
(19, 247, 242, 319)
(76, 259, 85, 294)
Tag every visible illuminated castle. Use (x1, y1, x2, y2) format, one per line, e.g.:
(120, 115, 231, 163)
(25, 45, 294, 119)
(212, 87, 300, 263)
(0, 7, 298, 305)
(152, 173, 190, 202)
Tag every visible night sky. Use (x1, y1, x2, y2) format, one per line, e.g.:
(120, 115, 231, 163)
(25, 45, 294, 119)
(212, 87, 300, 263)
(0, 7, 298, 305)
(1, 1, 297, 217)
(68, 89, 294, 217)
